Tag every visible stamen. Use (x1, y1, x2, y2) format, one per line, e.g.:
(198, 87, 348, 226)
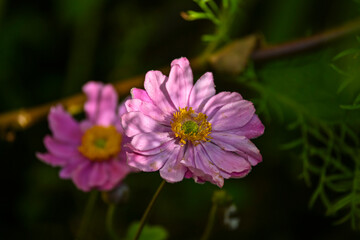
(78, 125, 122, 161)
(170, 107, 212, 146)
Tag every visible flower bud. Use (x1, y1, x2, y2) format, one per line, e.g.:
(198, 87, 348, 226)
(102, 183, 129, 205)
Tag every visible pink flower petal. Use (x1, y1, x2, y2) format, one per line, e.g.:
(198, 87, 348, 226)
(181, 144, 224, 187)
(48, 105, 82, 144)
(210, 100, 255, 131)
(131, 88, 152, 103)
(166, 57, 193, 109)
(127, 146, 172, 172)
(96, 84, 118, 126)
(127, 140, 178, 172)
(131, 132, 173, 151)
(144, 70, 176, 114)
(200, 92, 243, 119)
(201, 142, 252, 176)
(225, 115, 265, 139)
(72, 161, 92, 192)
(126, 140, 174, 156)
(121, 112, 170, 137)
(59, 156, 84, 179)
(101, 159, 131, 190)
(118, 96, 130, 117)
(96, 110, 116, 127)
(83, 81, 118, 126)
(188, 72, 216, 111)
(125, 99, 170, 124)
(83, 81, 102, 123)
(159, 144, 187, 182)
(36, 152, 67, 167)
(88, 162, 109, 189)
(195, 145, 225, 187)
(211, 132, 262, 166)
(43, 135, 79, 159)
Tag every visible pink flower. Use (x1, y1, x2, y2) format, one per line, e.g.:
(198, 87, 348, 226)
(37, 82, 132, 192)
(122, 57, 264, 187)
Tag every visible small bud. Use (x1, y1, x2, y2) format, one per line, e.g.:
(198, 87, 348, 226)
(212, 190, 232, 206)
(224, 204, 240, 230)
(102, 183, 129, 205)
(180, 11, 191, 21)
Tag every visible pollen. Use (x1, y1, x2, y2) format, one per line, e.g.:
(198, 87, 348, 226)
(78, 125, 122, 161)
(171, 107, 212, 145)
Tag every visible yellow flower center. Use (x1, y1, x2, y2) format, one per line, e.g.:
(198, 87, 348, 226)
(78, 125, 122, 161)
(171, 107, 212, 145)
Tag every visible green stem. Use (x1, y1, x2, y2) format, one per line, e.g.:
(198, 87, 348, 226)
(201, 202, 218, 240)
(76, 191, 99, 240)
(208, 0, 219, 14)
(133, 180, 166, 240)
(106, 204, 120, 240)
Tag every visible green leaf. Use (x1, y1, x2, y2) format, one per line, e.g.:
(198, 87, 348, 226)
(186, 10, 210, 20)
(280, 138, 303, 150)
(201, 34, 219, 42)
(333, 212, 352, 225)
(340, 104, 360, 110)
(325, 180, 352, 193)
(333, 48, 360, 61)
(125, 222, 168, 240)
(330, 63, 350, 77)
(353, 93, 360, 104)
(254, 49, 360, 124)
(327, 195, 352, 215)
(337, 78, 353, 94)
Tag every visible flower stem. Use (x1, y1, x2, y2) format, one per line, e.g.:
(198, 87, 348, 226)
(106, 204, 120, 240)
(133, 180, 166, 240)
(76, 190, 98, 240)
(200, 202, 218, 240)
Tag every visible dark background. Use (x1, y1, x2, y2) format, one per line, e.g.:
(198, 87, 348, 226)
(1, 0, 360, 239)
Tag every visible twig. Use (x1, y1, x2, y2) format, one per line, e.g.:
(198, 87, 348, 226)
(133, 180, 166, 240)
(0, 75, 143, 133)
(251, 17, 360, 61)
(1, 17, 360, 135)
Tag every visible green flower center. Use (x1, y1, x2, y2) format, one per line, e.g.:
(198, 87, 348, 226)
(181, 120, 199, 135)
(94, 138, 107, 148)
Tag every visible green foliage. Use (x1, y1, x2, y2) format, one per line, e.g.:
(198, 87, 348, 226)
(183, 0, 246, 55)
(332, 37, 360, 111)
(125, 222, 168, 240)
(239, 46, 360, 229)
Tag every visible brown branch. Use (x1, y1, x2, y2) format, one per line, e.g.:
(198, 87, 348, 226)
(1, 17, 360, 138)
(0, 76, 143, 136)
(209, 17, 360, 74)
(251, 17, 360, 61)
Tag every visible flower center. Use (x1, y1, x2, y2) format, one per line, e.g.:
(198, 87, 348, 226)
(171, 107, 212, 145)
(182, 121, 199, 134)
(78, 125, 122, 161)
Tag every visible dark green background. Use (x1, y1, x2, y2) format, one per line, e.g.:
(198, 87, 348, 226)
(1, 0, 360, 239)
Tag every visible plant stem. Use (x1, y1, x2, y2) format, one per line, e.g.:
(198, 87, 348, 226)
(106, 204, 120, 240)
(2, 17, 360, 133)
(76, 191, 99, 240)
(133, 180, 166, 240)
(201, 202, 218, 240)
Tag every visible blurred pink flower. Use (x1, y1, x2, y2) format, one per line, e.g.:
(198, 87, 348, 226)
(37, 82, 132, 192)
(122, 57, 264, 187)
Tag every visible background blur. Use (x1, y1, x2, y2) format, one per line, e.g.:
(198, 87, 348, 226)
(1, 0, 360, 239)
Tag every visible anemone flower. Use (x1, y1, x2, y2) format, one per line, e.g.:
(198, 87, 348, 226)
(122, 57, 264, 187)
(37, 82, 132, 191)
